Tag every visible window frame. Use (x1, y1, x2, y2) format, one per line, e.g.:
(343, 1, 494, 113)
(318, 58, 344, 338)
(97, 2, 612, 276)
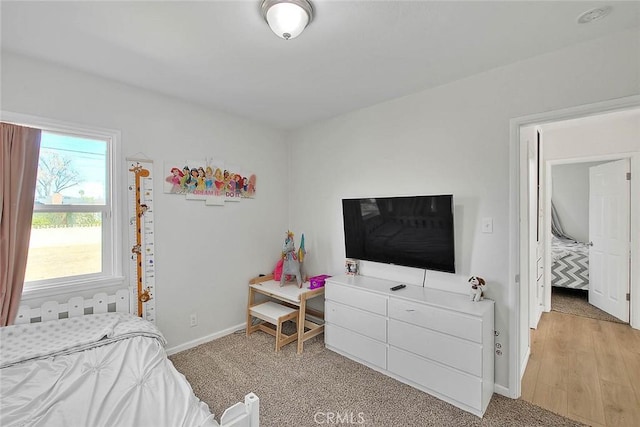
(2, 111, 124, 299)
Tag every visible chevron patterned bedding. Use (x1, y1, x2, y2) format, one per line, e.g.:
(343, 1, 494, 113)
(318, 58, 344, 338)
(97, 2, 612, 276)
(551, 236, 589, 290)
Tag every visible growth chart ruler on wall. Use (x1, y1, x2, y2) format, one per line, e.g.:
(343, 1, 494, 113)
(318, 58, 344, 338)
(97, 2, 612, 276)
(127, 158, 156, 323)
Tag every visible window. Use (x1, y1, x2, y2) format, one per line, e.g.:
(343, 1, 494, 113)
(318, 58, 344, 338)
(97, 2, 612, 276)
(4, 113, 123, 297)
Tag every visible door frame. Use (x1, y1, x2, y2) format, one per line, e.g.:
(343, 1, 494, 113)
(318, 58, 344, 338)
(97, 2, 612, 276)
(543, 155, 633, 316)
(508, 94, 640, 399)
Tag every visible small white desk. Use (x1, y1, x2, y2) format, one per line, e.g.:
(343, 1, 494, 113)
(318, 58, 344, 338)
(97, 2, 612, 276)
(247, 275, 325, 354)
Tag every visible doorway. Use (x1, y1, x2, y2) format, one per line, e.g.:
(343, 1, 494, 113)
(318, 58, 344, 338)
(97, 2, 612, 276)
(508, 95, 640, 400)
(545, 158, 631, 323)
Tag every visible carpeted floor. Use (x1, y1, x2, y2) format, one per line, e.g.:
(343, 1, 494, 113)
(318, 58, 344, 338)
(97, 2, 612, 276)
(170, 326, 585, 427)
(551, 286, 625, 324)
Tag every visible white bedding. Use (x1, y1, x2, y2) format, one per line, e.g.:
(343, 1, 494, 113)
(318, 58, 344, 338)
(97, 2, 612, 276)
(0, 313, 217, 427)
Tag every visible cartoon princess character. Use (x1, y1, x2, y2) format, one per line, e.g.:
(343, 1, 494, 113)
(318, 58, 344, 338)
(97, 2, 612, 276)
(205, 166, 214, 192)
(247, 174, 257, 196)
(180, 166, 191, 190)
(242, 176, 248, 195)
(165, 167, 184, 193)
(223, 170, 231, 192)
(214, 168, 224, 195)
(227, 176, 236, 195)
(186, 168, 198, 192)
(234, 174, 242, 196)
(196, 167, 206, 191)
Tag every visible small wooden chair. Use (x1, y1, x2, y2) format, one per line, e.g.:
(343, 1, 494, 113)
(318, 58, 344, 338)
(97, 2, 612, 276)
(247, 301, 299, 351)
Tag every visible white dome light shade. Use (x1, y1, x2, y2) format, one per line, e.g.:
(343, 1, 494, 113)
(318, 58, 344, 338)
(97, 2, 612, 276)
(261, 0, 313, 40)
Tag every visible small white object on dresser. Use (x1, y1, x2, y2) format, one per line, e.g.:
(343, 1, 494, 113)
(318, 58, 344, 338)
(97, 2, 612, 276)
(324, 274, 494, 417)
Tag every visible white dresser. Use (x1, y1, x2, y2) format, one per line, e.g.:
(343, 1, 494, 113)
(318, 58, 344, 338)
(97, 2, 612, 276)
(324, 274, 494, 417)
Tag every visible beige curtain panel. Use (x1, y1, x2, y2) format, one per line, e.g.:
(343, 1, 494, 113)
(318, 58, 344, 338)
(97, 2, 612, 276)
(1, 122, 41, 326)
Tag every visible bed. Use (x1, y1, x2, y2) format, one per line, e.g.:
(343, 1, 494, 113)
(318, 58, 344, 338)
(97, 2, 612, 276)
(0, 292, 259, 427)
(551, 236, 590, 290)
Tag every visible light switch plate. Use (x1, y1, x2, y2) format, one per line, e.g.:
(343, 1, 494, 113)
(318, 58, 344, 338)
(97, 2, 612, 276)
(482, 217, 493, 233)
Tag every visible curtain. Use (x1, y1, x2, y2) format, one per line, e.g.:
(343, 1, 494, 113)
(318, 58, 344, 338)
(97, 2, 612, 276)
(550, 200, 575, 241)
(1, 122, 41, 326)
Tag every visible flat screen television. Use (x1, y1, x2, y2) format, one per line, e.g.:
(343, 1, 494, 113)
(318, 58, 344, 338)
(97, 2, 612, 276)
(342, 195, 455, 273)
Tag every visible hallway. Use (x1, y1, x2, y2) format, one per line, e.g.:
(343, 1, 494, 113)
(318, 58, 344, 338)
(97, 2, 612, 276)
(521, 311, 640, 426)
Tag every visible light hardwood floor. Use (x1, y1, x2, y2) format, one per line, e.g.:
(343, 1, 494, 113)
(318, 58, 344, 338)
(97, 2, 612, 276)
(521, 311, 640, 427)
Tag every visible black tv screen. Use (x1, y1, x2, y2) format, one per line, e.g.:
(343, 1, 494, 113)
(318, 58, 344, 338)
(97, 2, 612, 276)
(342, 195, 455, 273)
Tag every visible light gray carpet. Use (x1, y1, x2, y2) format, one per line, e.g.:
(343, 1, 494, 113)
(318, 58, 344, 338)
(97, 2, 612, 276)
(551, 286, 625, 324)
(170, 326, 584, 427)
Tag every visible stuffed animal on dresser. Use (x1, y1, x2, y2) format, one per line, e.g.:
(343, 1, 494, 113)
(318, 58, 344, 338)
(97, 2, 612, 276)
(469, 276, 486, 302)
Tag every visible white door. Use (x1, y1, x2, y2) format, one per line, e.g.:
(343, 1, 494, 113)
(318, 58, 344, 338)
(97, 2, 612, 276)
(589, 159, 630, 322)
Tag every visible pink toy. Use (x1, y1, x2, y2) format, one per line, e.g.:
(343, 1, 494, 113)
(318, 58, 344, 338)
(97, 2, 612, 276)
(273, 258, 284, 281)
(309, 275, 331, 290)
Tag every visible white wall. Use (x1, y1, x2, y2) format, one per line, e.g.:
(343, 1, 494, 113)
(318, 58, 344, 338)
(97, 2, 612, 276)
(287, 29, 640, 390)
(551, 162, 606, 243)
(544, 109, 640, 161)
(1, 52, 289, 349)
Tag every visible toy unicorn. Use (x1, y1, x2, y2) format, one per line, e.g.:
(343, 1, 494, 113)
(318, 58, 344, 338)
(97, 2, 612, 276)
(280, 231, 305, 288)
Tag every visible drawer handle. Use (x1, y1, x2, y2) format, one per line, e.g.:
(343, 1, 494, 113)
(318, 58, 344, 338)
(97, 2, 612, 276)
(405, 309, 415, 312)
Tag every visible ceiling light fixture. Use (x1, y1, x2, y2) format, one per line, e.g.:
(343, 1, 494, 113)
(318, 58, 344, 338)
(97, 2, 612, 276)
(261, 0, 313, 40)
(577, 6, 612, 24)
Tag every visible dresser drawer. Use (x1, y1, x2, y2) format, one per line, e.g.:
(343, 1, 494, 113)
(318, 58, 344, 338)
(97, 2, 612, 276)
(325, 324, 387, 369)
(389, 298, 482, 343)
(388, 319, 482, 376)
(388, 347, 482, 411)
(326, 283, 387, 316)
(326, 301, 387, 342)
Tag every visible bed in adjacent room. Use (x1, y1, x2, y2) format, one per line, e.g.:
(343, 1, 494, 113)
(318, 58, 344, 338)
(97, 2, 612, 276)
(0, 296, 259, 427)
(549, 199, 590, 291)
(551, 236, 590, 290)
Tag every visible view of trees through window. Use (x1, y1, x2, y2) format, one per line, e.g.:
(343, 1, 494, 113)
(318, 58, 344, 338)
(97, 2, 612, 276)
(24, 132, 108, 283)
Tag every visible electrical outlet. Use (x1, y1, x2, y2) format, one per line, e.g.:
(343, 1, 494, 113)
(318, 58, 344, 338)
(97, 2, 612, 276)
(190, 313, 197, 327)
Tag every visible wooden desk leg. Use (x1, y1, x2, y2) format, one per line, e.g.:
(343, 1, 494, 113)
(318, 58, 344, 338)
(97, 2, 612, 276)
(246, 287, 255, 336)
(297, 293, 307, 354)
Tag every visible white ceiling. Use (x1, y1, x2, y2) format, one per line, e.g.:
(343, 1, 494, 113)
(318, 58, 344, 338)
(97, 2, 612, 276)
(2, 1, 638, 130)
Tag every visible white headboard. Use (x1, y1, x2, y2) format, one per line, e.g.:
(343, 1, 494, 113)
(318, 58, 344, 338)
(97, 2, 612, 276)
(15, 289, 130, 324)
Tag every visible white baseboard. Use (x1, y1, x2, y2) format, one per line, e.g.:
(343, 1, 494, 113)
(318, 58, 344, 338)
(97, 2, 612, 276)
(165, 322, 246, 356)
(493, 383, 511, 397)
(535, 305, 543, 327)
(493, 346, 531, 400)
(520, 346, 531, 380)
